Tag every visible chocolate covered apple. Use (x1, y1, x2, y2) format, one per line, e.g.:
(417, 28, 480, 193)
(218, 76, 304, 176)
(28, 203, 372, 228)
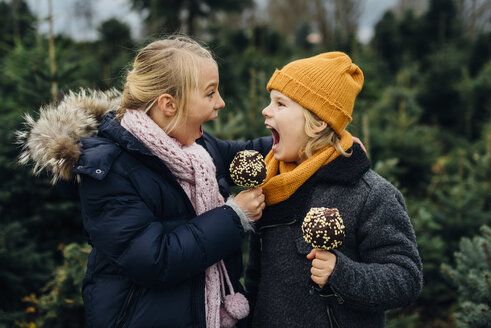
(302, 207, 345, 250)
(229, 150, 267, 188)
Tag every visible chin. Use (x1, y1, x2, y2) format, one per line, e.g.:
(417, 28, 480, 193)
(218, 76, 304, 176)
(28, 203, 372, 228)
(208, 112, 218, 120)
(274, 152, 299, 163)
(273, 152, 285, 161)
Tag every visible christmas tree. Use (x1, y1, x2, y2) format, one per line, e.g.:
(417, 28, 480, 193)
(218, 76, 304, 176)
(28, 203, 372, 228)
(441, 225, 491, 328)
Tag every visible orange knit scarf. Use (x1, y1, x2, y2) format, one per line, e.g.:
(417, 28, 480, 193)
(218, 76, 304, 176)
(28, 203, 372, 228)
(261, 131, 353, 205)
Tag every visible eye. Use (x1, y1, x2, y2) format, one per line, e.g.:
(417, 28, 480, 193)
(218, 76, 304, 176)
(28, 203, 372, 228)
(207, 91, 215, 98)
(277, 101, 285, 107)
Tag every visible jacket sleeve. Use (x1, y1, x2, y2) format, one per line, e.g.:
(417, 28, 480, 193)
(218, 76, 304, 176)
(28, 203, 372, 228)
(326, 182, 423, 312)
(79, 170, 245, 289)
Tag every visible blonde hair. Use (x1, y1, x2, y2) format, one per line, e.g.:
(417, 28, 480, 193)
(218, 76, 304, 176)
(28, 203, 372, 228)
(300, 108, 352, 160)
(117, 36, 215, 133)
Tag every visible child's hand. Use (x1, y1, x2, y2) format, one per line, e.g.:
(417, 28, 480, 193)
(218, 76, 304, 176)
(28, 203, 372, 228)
(306, 249, 337, 289)
(233, 187, 265, 221)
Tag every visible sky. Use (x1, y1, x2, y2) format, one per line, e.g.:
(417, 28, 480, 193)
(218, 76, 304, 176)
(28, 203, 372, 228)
(25, 0, 399, 44)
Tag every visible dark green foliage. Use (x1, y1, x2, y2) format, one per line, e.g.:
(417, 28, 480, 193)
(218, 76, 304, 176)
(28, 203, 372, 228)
(97, 18, 133, 88)
(397, 10, 425, 65)
(410, 137, 491, 325)
(429, 143, 491, 255)
(294, 22, 313, 51)
(129, 0, 253, 35)
(98, 18, 133, 63)
(0, 42, 52, 316)
(372, 11, 401, 73)
(18, 243, 90, 328)
(469, 32, 491, 76)
(0, 41, 85, 322)
(359, 65, 442, 195)
(0, 18, 132, 327)
(204, 24, 291, 140)
(471, 61, 491, 139)
(130, 0, 181, 34)
(441, 226, 491, 327)
(0, 221, 53, 311)
(423, 0, 462, 47)
(417, 45, 468, 136)
(386, 310, 420, 328)
(0, 0, 36, 57)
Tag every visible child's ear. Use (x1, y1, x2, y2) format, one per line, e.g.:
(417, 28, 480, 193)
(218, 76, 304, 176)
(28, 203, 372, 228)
(313, 121, 328, 134)
(156, 94, 177, 117)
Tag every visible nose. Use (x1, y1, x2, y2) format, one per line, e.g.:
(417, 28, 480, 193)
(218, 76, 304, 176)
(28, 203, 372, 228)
(262, 103, 272, 117)
(216, 92, 225, 110)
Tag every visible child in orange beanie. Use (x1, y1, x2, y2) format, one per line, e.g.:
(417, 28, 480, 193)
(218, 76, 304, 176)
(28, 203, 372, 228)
(245, 52, 423, 328)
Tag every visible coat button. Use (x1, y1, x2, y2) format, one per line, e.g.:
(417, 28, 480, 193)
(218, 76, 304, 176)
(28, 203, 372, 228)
(95, 169, 103, 174)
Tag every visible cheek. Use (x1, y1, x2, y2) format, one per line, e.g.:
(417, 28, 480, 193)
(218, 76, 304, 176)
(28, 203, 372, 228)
(292, 121, 309, 149)
(291, 117, 307, 138)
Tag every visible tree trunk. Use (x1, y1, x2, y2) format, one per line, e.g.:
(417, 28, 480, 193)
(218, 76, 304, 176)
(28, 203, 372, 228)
(11, 0, 21, 45)
(48, 0, 58, 102)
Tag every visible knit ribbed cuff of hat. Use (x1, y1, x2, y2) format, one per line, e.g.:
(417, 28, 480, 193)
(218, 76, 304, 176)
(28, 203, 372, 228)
(225, 197, 255, 232)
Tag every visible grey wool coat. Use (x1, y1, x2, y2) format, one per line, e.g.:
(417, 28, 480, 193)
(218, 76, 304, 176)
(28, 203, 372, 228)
(245, 144, 423, 328)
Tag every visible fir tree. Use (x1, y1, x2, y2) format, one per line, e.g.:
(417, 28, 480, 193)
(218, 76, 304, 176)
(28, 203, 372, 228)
(441, 226, 491, 328)
(18, 243, 90, 328)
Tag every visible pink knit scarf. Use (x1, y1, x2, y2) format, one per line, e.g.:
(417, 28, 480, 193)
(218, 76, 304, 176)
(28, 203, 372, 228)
(121, 109, 248, 327)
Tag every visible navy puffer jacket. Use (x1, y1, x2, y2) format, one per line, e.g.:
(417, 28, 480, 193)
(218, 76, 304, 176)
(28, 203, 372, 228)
(76, 112, 271, 328)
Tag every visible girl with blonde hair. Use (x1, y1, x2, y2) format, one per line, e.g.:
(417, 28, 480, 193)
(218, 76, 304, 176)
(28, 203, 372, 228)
(245, 52, 423, 327)
(18, 36, 271, 328)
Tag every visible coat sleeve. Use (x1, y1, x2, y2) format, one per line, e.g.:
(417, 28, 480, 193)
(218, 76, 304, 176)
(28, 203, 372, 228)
(79, 170, 245, 289)
(326, 182, 423, 312)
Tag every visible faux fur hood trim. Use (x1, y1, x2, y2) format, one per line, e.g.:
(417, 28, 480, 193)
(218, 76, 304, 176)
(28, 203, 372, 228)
(16, 88, 121, 184)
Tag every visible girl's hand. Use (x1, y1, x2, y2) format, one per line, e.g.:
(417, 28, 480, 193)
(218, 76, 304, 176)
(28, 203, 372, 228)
(306, 249, 337, 289)
(233, 187, 266, 221)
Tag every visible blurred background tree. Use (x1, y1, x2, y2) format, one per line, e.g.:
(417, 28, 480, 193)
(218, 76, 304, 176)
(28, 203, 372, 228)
(0, 0, 490, 327)
(441, 226, 491, 328)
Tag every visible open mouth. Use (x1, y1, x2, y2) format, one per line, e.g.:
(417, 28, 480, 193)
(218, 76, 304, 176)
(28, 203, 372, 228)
(266, 125, 280, 148)
(272, 128, 280, 146)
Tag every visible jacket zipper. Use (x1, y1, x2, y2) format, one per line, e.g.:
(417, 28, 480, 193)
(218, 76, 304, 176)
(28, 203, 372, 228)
(116, 285, 137, 328)
(329, 285, 345, 304)
(326, 304, 341, 328)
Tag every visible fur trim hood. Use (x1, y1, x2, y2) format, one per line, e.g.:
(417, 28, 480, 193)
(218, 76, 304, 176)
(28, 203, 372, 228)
(17, 89, 121, 184)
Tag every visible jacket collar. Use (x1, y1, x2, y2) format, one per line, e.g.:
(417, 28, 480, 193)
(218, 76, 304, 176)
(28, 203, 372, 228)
(98, 111, 153, 157)
(77, 111, 169, 180)
(258, 143, 370, 228)
(314, 143, 370, 185)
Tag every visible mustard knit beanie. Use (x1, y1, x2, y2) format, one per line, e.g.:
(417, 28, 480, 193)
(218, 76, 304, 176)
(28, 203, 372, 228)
(267, 52, 364, 136)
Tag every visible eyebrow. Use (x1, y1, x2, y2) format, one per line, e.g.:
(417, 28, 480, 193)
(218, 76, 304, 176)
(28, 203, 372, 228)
(271, 94, 289, 103)
(204, 81, 218, 90)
